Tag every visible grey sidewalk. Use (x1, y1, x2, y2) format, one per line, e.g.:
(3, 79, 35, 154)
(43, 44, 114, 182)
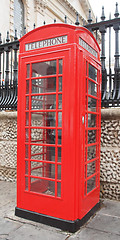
(0, 180, 120, 240)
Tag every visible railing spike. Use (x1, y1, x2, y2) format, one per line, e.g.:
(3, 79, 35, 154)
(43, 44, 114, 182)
(64, 15, 67, 24)
(33, 23, 36, 29)
(24, 27, 26, 35)
(101, 6, 106, 21)
(14, 29, 18, 41)
(88, 9, 92, 24)
(6, 31, 10, 42)
(114, 2, 119, 18)
(43, 21, 46, 25)
(54, 19, 56, 23)
(0, 33, 2, 44)
(75, 12, 80, 25)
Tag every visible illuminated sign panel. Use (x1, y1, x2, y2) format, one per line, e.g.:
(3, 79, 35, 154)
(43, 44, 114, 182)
(79, 37, 97, 58)
(25, 35, 67, 51)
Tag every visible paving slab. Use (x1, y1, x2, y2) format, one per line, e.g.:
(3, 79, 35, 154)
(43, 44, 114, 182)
(97, 199, 120, 218)
(8, 223, 69, 240)
(0, 218, 22, 235)
(86, 214, 120, 235)
(68, 227, 120, 240)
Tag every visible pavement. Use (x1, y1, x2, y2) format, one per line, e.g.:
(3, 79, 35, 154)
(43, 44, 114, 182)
(0, 180, 120, 240)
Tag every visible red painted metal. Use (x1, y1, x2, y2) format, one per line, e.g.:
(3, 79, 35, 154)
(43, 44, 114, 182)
(17, 23, 101, 222)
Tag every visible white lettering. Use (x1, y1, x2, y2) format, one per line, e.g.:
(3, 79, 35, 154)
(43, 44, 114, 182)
(79, 37, 97, 58)
(25, 35, 67, 51)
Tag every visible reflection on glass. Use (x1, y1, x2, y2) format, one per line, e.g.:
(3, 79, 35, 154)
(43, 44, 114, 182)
(88, 114, 96, 128)
(87, 161, 96, 177)
(25, 177, 28, 190)
(30, 178, 55, 195)
(57, 165, 61, 180)
(31, 161, 55, 179)
(57, 182, 61, 197)
(31, 128, 55, 145)
(88, 130, 96, 144)
(27, 64, 30, 78)
(32, 60, 56, 77)
(89, 64, 97, 81)
(87, 176, 96, 193)
(58, 94, 62, 109)
(59, 59, 63, 74)
(88, 80, 97, 97)
(25, 161, 28, 175)
(31, 95, 56, 110)
(25, 112, 29, 126)
(58, 147, 61, 162)
(88, 97, 97, 112)
(87, 145, 96, 161)
(31, 145, 55, 162)
(58, 130, 62, 145)
(31, 112, 56, 127)
(25, 129, 29, 142)
(26, 80, 29, 94)
(25, 145, 29, 158)
(32, 78, 56, 94)
(59, 77, 62, 92)
(58, 112, 62, 127)
(26, 96, 29, 110)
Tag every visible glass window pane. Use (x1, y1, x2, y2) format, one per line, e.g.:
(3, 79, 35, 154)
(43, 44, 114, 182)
(26, 64, 30, 78)
(25, 177, 28, 190)
(88, 80, 97, 97)
(25, 112, 29, 126)
(25, 129, 29, 142)
(31, 128, 55, 145)
(58, 130, 62, 145)
(31, 145, 55, 162)
(30, 178, 55, 196)
(58, 147, 61, 162)
(87, 145, 96, 161)
(57, 165, 61, 180)
(87, 176, 96, 193)
(58, 94, 62, 109)
(59, 77, 62, 92)
(88, 114, 96, 128)
(25, 161, 28, 175)
(32, 61, 56, 77)
(26, 80, 29, 93)
(88, 130, 96, 144)
(89, 64, 97, 81)
(88, 97, 97, 112)
(87, 161, 96, 177)
(57, 182, 61, 197)
(31, 161, 55, 179)
(31, 95, 56, 110)
(58, 112, 62, 127)
(25, 145, 29, 158)
(26, 96, 29, 110)
(32, 78, 56, 94)
(31, 112, 56, 127)
(59, 59, 63, 74)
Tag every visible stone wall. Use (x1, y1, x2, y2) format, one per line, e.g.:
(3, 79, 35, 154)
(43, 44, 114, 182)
(0, 109, 120, 200)
(101, 108, 120, 200)
(0, 111, 17, 182)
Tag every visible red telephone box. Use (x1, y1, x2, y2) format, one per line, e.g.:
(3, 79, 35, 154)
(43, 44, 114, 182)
(15, 23, 101, 232)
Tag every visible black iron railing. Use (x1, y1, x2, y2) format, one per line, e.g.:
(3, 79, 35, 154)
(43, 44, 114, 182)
(0, 3, 120, 110)
(85, 3, 120, 107)
(0, 31, 19, 110)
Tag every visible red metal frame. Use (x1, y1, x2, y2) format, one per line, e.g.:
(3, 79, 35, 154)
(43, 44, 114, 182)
(17, 24, 101, 222)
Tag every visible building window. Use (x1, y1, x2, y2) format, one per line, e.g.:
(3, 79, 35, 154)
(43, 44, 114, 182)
(14, 0, 24, 37)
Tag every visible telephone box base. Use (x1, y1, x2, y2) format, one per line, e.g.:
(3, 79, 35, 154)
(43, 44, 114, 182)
(15, 202, 100, 233)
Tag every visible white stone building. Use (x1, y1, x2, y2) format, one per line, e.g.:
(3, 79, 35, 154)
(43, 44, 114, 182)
(0, 0, 95, 39)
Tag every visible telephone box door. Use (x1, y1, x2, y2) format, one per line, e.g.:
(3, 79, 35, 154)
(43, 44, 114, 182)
(17, 49, 76, 220)
(79, 54, 101, 219)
